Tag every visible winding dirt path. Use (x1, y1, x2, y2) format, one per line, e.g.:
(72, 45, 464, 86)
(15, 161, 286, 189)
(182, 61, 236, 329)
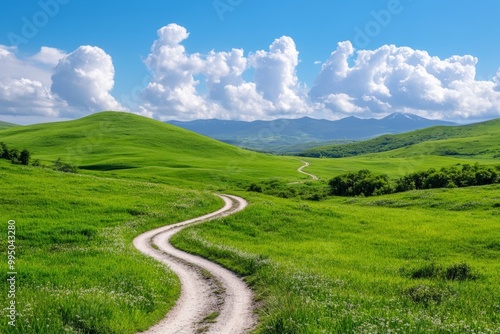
(133, 195, 255, 334)
(297, 160, 319, 180)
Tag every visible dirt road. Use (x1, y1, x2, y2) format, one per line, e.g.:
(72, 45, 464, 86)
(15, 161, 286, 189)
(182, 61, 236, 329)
(297, 160, 319, 180)
(133, 195, 255, 334)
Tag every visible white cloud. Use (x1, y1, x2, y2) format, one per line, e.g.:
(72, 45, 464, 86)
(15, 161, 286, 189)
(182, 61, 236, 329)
(310, 41, 500, 120)
(140, 25, 312, 120)
(0, 45, 55, 86)
(0, 78, 59, 117)
(29, 46, 66, 67)
(0, 45, 60, 117)
(140, 24, 209, 119)
(51, 46, 122, 115)
(322, 93, 366, 114)
(0, 45, 122, 121)
(2, 26, 500, 124)
(249, 36, 311, 115)
(494, 69, 500, 92)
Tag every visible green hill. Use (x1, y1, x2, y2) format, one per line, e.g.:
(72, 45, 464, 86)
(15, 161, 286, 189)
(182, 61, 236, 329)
(300, 118, 500, 159)
(0, 111, 304, 187)
(1, 111, 499, 333)
(0, 120, 18, 130)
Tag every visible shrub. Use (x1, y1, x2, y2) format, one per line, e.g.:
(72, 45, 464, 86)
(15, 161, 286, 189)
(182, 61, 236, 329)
(405, 284, 448, 304)
(407, 263, 441, 279)
(395, 163, 500, 193)
(53, 158, 78, 173)
(248, 183, 263, 193)
(0, 143, 32, 165)
(402, 262, 479, 281)
(20, 149, 31, 165)
(0, 142, 10, 160)
(444, 263, 478, 281)
(329, 170, 393, 197)
(9, 148, 20, 164)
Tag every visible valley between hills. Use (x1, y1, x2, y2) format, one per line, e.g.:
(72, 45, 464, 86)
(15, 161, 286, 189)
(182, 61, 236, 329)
(0, 111, 499, 333)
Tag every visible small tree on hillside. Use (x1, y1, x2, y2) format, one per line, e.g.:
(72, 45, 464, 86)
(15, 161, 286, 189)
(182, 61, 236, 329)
(20, 149, 31, 165)
(0, 142, 10, 160)
(9, 149, 20, 164)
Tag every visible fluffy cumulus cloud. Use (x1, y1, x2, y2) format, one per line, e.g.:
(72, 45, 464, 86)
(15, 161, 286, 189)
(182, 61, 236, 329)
(139, 24, 311, 120)
(2, 24, 500, 123)
(0, 44, 122, 122)
(249, 36, 310, 115)
(140, 25, 500, 122)
(140, 24, 211, 119)
(0, 45, 62, 117)
(310, 41, 500, 120)
(51, 46, 122, 115)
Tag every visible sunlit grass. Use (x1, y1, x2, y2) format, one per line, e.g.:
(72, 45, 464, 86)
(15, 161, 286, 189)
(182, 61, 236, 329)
(1, 111, 499, 333)
(172, 187, 500, 333)
(0, 161, 220, 333)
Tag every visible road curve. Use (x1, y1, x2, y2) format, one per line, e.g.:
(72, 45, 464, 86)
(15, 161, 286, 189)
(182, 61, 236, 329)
(297, 160, 319, 180)
(133, 194, 255, 334)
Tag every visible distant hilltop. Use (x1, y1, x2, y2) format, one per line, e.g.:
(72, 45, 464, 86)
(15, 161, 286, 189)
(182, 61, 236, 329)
(167, 113, 456, 153)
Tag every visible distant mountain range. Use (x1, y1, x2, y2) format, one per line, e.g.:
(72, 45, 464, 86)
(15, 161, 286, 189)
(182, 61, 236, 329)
(167, 113, 456, 153)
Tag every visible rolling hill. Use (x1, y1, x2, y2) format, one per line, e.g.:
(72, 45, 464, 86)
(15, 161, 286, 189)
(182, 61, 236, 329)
(0, 120, 18, 130)
(168, 113, 455, 153)
(0, 111, 305, 187)
(301, 118, 500, 159)
(1, 111, 499, 333)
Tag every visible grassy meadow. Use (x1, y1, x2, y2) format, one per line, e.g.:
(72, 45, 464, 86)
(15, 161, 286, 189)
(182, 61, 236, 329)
(172, 186, 500, 333)
(1, 111, 499, 333)
(0, 161, 220, 333)
(0, 112, 306, 189)
(302, 118, 500, 159)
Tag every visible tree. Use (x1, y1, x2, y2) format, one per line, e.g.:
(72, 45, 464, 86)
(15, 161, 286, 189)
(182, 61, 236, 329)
(53, 158, 78, 173)
(0, 142, 10, 160)
(329, 170, 393, 197)
(9, 149, 20, 164)
(20, 149, 31, 165)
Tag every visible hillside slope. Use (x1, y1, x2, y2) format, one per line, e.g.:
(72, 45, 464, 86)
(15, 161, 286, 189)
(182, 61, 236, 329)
(168, 113, 454, 152)
(0, 111, 304, 187)
(0, 120, 18, 130)
(301, 118, 500, 159)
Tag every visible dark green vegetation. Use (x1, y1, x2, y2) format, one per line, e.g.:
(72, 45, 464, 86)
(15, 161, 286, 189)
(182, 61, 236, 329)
(1, 111, 499, 333)
(302, 118, 500, 158)
(329, 163, 500, 197)
(0, 142, 31, 165)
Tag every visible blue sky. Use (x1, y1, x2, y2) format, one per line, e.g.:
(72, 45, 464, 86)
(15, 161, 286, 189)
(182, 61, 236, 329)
(1, 0, 500, 123)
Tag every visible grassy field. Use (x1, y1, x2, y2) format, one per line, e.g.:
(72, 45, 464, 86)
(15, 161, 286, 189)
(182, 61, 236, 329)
(172, 186, 500, 333)
(0, 121, 18, 130)
(302, 118, 500, 159)
(0, 161, 221, 333)
(1, 111, 499, 333)
(0, 112, 307, 189)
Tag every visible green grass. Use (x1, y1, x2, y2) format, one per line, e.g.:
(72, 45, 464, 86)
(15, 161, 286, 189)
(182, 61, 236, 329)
(0, 111, 307, 189)
(0, 121, 18, 130)
(0, 161, 221, 333)
(302, 118, 500, 159)
(305, 155, 498, 182)
(172, 186, 500, 333)
(1, 111, 499, 333)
